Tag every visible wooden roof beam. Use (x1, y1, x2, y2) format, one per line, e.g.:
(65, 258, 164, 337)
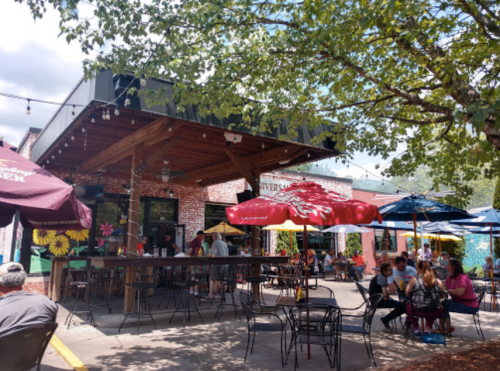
(135, 140, 177, 173)
(224, 148, 260, 191)
(79, 118, 178, 173)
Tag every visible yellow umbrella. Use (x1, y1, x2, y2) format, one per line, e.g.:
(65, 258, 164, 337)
(400, 231, 461, 241)
(204, 221, 246, 235)
(263, 221, 319, 254)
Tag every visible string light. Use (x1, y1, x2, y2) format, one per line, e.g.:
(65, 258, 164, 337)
(131, 115, 135, 125)
(91, 114, 96, 124)
(285, 146, 288, 154)
(71, 105, 76, 119)
(51, 154, 56, 159)
(58, 148, 62, 154)
(105, 109, 110, 120)
(82, 126, 86, 133)
(26, 99, 31, 115)
(64, 142, 69, 148)
(114, 106, 120, 116)
(71, 134, 75, 141)
(168, 123, 172, 132)
(46, 159, 50, 164)
(262, 142, 265, 149)
(102, 109, 106, 120)
(307, 152, 311, 158)
(140, 74, 147, 87)
(124, 98, 131, 107)
(203, 131, 206, 138)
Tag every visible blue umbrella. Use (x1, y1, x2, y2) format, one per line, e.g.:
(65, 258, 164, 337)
(379, 195, 472, 259)
(422, 222, 469, 256)
(358, 221, 414, 261)
(321, 224, 371, 234)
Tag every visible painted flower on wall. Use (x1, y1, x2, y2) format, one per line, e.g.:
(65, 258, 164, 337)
(97, 239, 105, 248)
(100, 222, 114, 237)
(49, 235, 70, 256)
(119, 214, 127, 225)
(33, 230, 56, 246)
(66, 229, 89, 242)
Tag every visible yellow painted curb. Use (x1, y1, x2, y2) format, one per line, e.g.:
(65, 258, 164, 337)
(50, 334, 89, 371)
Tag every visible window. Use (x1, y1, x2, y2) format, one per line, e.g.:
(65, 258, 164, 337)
(375, 229, 397, 252)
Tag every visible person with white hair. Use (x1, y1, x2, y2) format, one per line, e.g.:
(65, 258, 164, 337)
(0, 262, 58, 336)
(208, 232, 228, 300)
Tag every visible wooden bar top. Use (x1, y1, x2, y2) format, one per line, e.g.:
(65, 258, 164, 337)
(89, 255, 289, 269)
(50, 256, 87, 261)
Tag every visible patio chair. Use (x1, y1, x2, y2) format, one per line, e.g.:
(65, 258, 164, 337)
(238, 291, 288, 365)
(301, 285, 336, 325)
(215, 263, 240, 321)
(0, 322, 58, 371)
(288, 304, 341, 371)
(405, 288, 447, 342)
(467, 266, 478, 278)
(338, 294, 383, 367)
(433, 267, 448, 280)
(469, 286, 487, 340)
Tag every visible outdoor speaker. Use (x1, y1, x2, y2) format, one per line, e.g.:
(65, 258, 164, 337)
(236, 190, 255, 204)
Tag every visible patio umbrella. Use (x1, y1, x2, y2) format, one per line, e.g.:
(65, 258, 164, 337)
(227, 181, 382, 359)
(378, 195, 471, 263)
(0, 140, 91, 230)
(321, 224, 371, 234)
(454, 209, 500, 309)
(204, 221, 246, 236)
(263, 220, 319, 254)
(227, 181, 382, 297)
(422, 222, 470, 255)
(359, 221, 414, 261)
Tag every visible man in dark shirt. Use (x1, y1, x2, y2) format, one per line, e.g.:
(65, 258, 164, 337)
(401, 251, 415, 268)
(0, 262, 58, 336)
(162, 234, 178, 256)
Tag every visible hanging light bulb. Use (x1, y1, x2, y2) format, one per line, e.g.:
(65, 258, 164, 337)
(203, 131, 206, 138)
(52, 154, 56, 159)
(124, 98, 131, 107)
(285, 146, 288, 154)
(71, 105, 76, 119)
(64, 142, 69, 148)
(58, 148, 62, 154)
(140, 74, 146, 87)
(307, 152, 311, 158)
(42, 165, 45, 169)
(91, 115, 96, 124)
(114, 107, 120, 116)
(262, 142, 265, 149)
(71, 134, 75, 141)
(106, 109, 110, 120)
(168, 123, 172, 132)
(169, 189, 174, 198)
(102, 109, 106, 120)
(46, 159, 50, 164)
(26, 99, 31, 115)
(131, 117, 135, 125)
(82, 126, 86, 133)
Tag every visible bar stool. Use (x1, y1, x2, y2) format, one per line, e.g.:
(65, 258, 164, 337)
(119, 263, 157, 334)
(245, 263, 268, 305)
(169, 266, 204, 326)
(215, 264, 240, 321)
(64, 268, 95, 328)
(62, 257, 87, 303)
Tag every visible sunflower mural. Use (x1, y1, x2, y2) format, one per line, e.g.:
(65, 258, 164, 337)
(66, 229, 89, 242)
(49, 235, 70, 256)
(33, 230, 56, 246)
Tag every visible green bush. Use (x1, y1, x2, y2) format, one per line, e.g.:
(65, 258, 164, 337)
(277, 231, 298, 255)
(345, 233, 362, 258)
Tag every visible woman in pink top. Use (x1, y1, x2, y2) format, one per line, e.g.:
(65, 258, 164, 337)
(443, 259, 478, 332)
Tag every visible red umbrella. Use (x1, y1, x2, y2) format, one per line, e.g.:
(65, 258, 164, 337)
(227, 181, 382, 226)
(0, 140, 92, 230)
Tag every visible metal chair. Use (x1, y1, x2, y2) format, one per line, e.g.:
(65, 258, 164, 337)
(169, 266, 204, 326)
(404, 288, 447, 341)
(0, 322, 58, 371)
(215, 264, 240, 321)
(238, 291, 288, 365)
(338, 294, 383, 367)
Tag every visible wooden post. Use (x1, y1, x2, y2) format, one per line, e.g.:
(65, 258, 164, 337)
(251, 165, 261, 301)
(124, 145, 142, 313)
(20, 228, 33, 273)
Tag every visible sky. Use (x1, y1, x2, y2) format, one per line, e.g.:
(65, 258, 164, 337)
(0, 1, 403, 182)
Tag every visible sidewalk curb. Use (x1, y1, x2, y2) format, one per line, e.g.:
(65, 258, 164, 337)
(50, 334, 89, 371)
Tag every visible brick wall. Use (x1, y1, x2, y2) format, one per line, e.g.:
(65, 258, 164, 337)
(23, 276, 50, 295)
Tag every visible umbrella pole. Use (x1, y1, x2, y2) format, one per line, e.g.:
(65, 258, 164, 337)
(385, 228, 389, 262)
(490, 224, 496, 310)
(290, 231, 292, 256)
(304, 225, 311, 359)
(413, 214, 418, 263)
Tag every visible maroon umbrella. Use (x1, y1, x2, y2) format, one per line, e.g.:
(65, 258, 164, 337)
(0, 140, 91, 230)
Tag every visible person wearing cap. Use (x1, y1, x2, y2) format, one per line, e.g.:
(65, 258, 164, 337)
(0, 262, 58, 336)
(418, 243, 432, 263)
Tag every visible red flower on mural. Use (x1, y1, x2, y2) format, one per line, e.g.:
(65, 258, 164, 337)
(97, 239, 105, 248)
(100, 222, 114, 237)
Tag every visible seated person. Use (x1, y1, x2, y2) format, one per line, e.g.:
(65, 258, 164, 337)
(482, 256, 499, 278)
(438, 251, 449, 267)
(392, 256, 417, 299)
(369, 262, 406, 331)
(137, 236, 147, 256)
(0, 263, 58, 336)
(305, 249, 319, 276)
(442, 259, 478, 333)
(349, 250, 366, 281)
(324, 249, 335, 272)
(405, 261, 446, 337)
(292, 253, 301, 265)
(334, 252, 348, 280)
(377, 252, 389, 268)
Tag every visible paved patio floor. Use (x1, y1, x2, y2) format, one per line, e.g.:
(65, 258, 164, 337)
(40, 279, 500, 371)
